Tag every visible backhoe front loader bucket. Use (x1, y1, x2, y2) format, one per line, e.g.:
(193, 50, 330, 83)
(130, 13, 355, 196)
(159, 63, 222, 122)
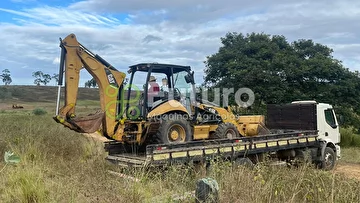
(236, 115, 271, 136)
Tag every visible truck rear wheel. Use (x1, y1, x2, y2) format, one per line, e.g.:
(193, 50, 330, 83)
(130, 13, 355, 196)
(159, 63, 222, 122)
(212, 122, 240, 139)
(154, 114, 192, 144)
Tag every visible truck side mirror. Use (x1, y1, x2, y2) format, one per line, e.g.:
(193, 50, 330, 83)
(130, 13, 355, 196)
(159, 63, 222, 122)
(338, 115, 344, 125)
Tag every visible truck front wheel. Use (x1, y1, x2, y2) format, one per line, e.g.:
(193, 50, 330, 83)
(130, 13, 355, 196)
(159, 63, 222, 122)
(319, 147, 336, 171)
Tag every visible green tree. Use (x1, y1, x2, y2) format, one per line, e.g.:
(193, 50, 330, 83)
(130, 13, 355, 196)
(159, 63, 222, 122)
(52, 73, 59, 85)
(32, 71, 51, 86)
(204, 32, 360, 129)
(0, 69, 12, 85)
(85, 78, 97, 88)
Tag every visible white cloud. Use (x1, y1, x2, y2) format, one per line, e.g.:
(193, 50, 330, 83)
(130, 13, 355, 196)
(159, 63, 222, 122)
(0, 0, 360, 86)
(52, 57, 60, 65)
(0, 7, 120, 26)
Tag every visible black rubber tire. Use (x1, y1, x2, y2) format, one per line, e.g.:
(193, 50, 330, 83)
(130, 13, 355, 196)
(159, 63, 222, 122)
(289, 150, 309, 168)
(319, 147, 336, 171)
(233, 157, 254, 169)
(154, 114, 192, 144)
(212, 122, 240, 139)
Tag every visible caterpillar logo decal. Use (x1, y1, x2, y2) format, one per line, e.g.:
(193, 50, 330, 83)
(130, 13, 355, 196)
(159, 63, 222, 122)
(105, 69, 118, 87)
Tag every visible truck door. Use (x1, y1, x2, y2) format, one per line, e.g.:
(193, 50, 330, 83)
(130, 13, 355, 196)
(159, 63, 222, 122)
(317, 104, 340, 144)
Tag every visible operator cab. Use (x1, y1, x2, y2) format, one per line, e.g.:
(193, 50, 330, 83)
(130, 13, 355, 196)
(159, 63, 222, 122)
(124, 63, 196, 119)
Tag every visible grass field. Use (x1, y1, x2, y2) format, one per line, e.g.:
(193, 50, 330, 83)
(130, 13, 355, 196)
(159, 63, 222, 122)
(0, 112, 359, 203)
(340, 148, 360, 164)
(0, 85, 99, 102)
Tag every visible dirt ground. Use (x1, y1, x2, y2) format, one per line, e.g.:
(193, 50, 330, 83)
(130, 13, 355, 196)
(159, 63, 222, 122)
(82, 132, 110, 142)
(334, 162, 360, 181)
(0, 103, 35, 110)
(0, 103, 15, 110)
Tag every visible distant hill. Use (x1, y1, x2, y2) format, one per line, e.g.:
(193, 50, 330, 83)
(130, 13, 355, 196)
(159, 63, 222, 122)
(0, 85, 100, 102)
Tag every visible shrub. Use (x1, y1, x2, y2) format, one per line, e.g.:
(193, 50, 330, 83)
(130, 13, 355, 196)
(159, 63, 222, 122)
(32, 108, 47, 116)
(340, 127, 360, 147)
(352, 135, 360, 148)
(0, 87, 11, 100)
(10, 88, 24, 97)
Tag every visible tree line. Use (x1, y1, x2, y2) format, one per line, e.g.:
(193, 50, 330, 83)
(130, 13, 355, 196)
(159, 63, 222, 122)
(0, 69, 96, 87)
(203, 32, 360, 131)
(32, 71, 59, 86)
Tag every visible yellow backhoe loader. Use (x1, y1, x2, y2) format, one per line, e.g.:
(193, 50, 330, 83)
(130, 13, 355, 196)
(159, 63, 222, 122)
(53, 33, 268, 147)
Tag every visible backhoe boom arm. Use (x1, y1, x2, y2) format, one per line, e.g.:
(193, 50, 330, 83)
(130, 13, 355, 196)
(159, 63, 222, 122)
(54, 33, 126, 139)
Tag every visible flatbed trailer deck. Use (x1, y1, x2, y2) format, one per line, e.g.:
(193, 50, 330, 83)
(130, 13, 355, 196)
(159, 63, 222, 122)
(105, 130, 322, 168)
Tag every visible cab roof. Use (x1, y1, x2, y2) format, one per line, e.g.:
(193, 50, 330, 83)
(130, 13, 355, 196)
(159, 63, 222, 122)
(128, 63, 191, 74)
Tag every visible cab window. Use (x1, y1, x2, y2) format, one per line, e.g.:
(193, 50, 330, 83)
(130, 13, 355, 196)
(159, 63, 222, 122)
(324, 109, 336, 128)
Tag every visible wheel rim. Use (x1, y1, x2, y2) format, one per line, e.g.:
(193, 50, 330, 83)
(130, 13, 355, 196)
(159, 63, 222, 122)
(168, 124, 186, 142)
(225, 129, 236, 139)
(324, 152, 333, 169)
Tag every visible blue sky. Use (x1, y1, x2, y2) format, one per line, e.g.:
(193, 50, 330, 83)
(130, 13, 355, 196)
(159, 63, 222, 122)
(0, 0, 360, 86)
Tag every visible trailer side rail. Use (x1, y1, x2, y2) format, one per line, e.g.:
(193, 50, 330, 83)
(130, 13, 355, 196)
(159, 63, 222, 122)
(105, 130, 319, 167)
(147, 134, 318, 166)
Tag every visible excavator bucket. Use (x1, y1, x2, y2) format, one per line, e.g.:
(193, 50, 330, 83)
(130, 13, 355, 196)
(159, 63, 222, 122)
(67, 111, 105, 133)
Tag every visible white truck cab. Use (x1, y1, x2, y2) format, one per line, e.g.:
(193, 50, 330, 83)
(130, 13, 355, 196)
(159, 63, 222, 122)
(291, 101, 341, 160)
